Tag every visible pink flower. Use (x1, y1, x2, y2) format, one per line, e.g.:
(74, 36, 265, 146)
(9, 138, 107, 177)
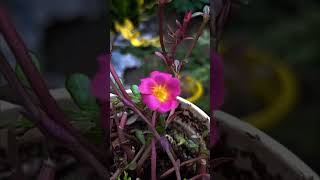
(139, 71, 180, 113)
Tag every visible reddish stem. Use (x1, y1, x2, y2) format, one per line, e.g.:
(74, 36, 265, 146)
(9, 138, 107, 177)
(116, 112, 134, 161)
(0, 51, 109, 179)
(37, 159, 56, 180)
(158, 3, 167, 55)
(151, 111, 157, 180)
(119, 112, 128, 129)
(110, 62, 131, 100)
(160, 156, 207, 179)
(189, 173, 210, 180)
(0, 6, 108, 164)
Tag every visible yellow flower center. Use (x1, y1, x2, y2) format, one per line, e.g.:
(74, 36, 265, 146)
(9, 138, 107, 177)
(152, 85, 168, 102)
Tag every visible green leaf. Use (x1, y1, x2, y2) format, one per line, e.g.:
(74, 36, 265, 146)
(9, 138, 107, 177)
(186, 139, 199, 150)
(135, 130, 146, 145)
(130, 84, 141, 103)
(17, 115, 33, 128)
(174, 133, 186, 146)
(66, 73, 99, 110)
(156, 115, 166, 135)
(15, 52, 41, 87)
(131, 84, 141, 98)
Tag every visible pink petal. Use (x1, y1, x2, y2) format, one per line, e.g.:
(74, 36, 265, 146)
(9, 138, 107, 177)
(150, 71, 172, 85)
(170, 99, 179, 109)
(167, 77, 180, 97)
(139, 78, 156, 94)
(158, 101, 172, 113)
(158, 99, 179, 113)
(142, 95, 160, 110)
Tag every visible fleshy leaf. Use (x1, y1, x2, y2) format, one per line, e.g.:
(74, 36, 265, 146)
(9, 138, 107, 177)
(134, 130, 145, 145)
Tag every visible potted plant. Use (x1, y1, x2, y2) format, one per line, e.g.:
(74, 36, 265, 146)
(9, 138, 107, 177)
(0, 0, 212, 179)
(1, 1, 319, 180)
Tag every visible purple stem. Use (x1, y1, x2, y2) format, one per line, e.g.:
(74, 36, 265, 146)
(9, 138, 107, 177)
(0, 51, 109, 179)
(0, 6, 108, 164)
(118, 112, 127, 129)
(158, 3, 167, 56)
(116, 112, 134, 160)
(160, 156, 206, 179)
(151, 111, 157, 180)
(37, 159, 56, 180)
(189, 174, 210, 180)
(110, 62, 131, 100)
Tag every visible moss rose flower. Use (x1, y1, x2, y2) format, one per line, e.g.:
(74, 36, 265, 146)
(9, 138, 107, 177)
(138, 71, 180, 113)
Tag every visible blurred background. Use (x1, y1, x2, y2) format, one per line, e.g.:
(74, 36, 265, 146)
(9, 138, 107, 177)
(0, 0, 319, 175)
(221, 0, 320, 174)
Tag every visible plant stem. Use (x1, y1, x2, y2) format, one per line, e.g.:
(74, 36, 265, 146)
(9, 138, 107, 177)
(128, 144, 146, 167)
(183, 16, 209, 62)
(110, 168, 121, 180)
(37, 159, 56, 180)
(189, 173, 210, 180)
(0, 7, 108, 164)
(151, 111, 157, 180)
(116, 112, 134, 161)
(114, 145, 147, 180)
(110, 61, 131, 101)
(137, 143, 152, 170)
(158, 3, 167, 56)
(160, 156, 207, 179)
(0, 51, 109, 179)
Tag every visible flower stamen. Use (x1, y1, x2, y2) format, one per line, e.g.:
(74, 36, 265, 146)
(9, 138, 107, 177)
(152, 85, 168, 102)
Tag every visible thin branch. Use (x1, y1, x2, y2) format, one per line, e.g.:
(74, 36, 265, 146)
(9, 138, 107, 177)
(0, 50, 109, 179)
(183, 16, 209, 61)
(0, 6, 108, 164)
(37, 159, 56, 180)
(110, 62, 131, 100)
(137, 143, 152, 170)
(115, 112, 134, 161)
(160, 156, 207, 179)
(151, 111, 157, 180)
(189, 173, 210, 180)
(158, 3, 167, 55)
